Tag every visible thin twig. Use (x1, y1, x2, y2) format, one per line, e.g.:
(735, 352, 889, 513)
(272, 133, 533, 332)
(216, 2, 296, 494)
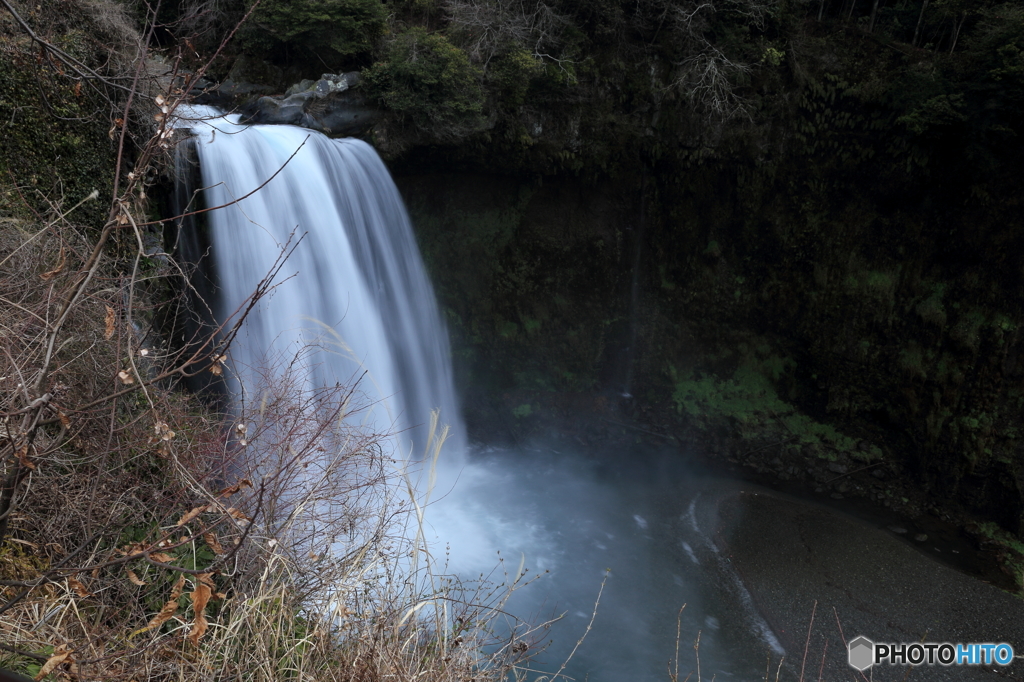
(547, 569, 608, 681)
(799, 599, 817, 681)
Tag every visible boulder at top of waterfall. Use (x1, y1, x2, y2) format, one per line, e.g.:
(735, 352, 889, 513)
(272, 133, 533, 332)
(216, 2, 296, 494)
(317, 72, 361, 95)
(282, 73, 360, 98)
(238, 72, 378, 137)
(193, 54, 291, 107)
(284, 79, 317, 98)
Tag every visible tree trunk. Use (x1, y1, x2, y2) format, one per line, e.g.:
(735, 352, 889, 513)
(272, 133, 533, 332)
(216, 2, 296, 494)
(818, 0, 827, 21)
(949, 12, 965, 54)
(869, 0, 881, 32)
(912, 0, 930, 46)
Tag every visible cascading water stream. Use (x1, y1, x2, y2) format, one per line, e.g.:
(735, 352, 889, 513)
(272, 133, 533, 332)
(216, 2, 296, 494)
(176, 106, 464, 461)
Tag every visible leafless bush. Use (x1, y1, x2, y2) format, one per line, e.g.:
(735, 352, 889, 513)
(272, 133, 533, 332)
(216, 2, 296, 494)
(81, 0, 146, 72)
(444, 0, 571, 67)
(170, 0, 240, 42)
(632, 0, 775, 122)
(673, 45, 754, 121)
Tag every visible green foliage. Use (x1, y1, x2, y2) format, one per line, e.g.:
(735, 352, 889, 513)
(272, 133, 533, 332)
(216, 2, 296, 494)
(388, 0, 442, 11)
(363, 27, 484, 141)
(898, 346, 928, 380)
(241, 0, 387, 64)
(488, 48, 545, 108)
(0, 645, 52, 679)
(512, 403, 534, 418)
(844, 268, 898, 309)
(977, 521, 1024, 555)
(915, 285, 948, 327)
(761, 46, 785, 67)
(897, 94, 968, 135)
(949, 308, 985, 351)
(966, 4, 1024, 82)
(975, 521, 1024, 591)
(670, 353, 878, 462)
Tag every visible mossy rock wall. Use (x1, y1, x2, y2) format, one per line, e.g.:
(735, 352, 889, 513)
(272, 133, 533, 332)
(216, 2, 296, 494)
(0, 3, 120, 225)
(393, 25, 1024, 537)
(396, 171, 640, 401)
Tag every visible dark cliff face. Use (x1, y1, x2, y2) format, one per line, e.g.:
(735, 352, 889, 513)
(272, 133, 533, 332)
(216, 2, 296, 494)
(394, 130, 1024, 540)
(381, 14, 1024, 547)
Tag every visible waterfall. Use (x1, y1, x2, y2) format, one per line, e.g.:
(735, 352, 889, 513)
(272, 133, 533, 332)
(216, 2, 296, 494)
(175, 107, 465, 461)
(170, 108, 793, 682)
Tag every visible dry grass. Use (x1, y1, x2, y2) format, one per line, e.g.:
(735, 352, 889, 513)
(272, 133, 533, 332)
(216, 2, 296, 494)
(0, 199, 543, 681)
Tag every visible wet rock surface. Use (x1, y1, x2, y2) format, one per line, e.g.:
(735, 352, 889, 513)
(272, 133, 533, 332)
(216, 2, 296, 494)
(237, 73, 380, 137)
(710, 489, 1024, 681)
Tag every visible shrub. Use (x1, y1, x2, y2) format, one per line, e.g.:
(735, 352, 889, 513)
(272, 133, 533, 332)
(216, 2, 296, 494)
(240, 0, 387, 65)
(488, 47, 544, 107)
(363, 27, 485, 143)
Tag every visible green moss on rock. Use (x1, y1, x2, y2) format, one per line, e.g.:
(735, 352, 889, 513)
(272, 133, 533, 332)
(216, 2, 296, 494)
(0, 39, 115, 225)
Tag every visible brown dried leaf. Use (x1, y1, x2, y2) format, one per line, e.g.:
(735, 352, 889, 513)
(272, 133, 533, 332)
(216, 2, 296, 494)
(117, 370, 135, 385)
(202, 532, 224, 556)
(58, 411, 70, 429)
(130, 574, 186, 638)
(34, 646, 73, 681)
(67, 576, 90, 598)
(40, 246, 66, 280)
(118, 541, 146, 556)
(16, 445, 35, 470)
(176, 505, 209, 527)
(217, 479, 252, 498)
(208, 354, 227, 376)
(197, 573, 216, 589)
(104, 305, 115, 340)
(150, 552, 174, 564)
(224, 507, 250, 522)
(125, 568, 146, 586)
(187, 582, 212, 645)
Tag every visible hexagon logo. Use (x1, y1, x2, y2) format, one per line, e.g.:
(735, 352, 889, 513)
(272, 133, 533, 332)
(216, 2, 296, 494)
(848, 636, 875, 671)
